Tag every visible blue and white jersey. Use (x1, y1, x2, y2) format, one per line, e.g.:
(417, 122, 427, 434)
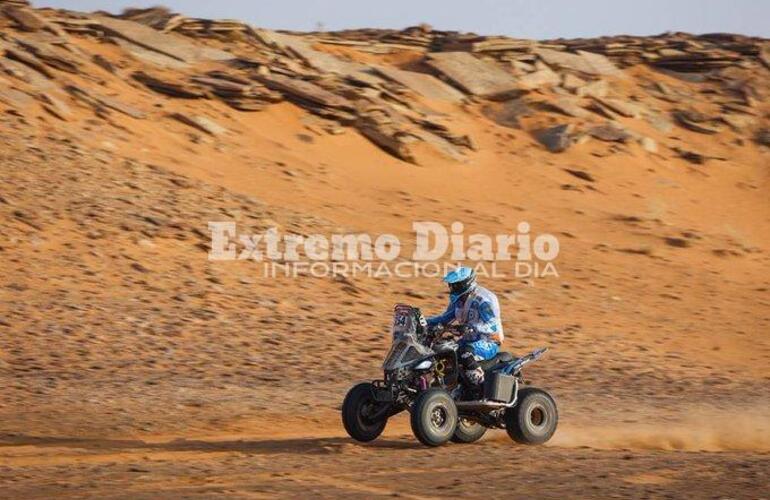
(426, 285, 504, 343)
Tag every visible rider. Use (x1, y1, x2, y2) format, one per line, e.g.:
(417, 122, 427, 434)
(426, 267, 504, 386)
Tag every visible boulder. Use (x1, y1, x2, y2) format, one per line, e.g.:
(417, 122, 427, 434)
(373, 65, 465, 102)
(535, 48, 623, 77)
(590, 96, 644, 118)
(517, 66, 560, 89)
(588, 122, 632, 142)
(673, 110, 722, 134)
(132, 71, 206, 98)
(426, 51, 520, 98)
(546, 96, 591, 118)
(561, 73, 586, 91)
(482, 98, 533, 128)
(535, 124, 574, 152)
(170, 113, 228, 136)
(2, 6, 46, 31)
(96, 16, 233, 63)
(575, 79, 609, 98)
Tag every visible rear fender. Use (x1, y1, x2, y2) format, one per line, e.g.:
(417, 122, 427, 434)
(502, 347, 548, 375)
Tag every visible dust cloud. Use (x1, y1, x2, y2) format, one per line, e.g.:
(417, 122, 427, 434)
(550, 408, 770, 452)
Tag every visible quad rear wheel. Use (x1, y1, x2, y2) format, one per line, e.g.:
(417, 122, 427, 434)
(342, 382, 388, 442)
(410, 388, 458, 447)
(451, 418, 487, 443)
(505, 387, 558, 445)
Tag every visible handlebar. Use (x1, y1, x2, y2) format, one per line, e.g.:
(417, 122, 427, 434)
(428, 324, 465, 340)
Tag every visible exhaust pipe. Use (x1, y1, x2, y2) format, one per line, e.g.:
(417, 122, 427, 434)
(456, 400, 510, 411)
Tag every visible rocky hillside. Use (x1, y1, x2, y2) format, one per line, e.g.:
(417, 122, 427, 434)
(0, 2, 767, 163)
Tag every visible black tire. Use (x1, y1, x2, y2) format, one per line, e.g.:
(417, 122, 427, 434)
(505, 387, 558, 445)
(342, 383, 388, 442)
(410, 388, 458, 447)
(451, 418, 487, 444)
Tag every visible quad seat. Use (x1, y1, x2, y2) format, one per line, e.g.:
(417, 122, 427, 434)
(479, 351, 515, 371)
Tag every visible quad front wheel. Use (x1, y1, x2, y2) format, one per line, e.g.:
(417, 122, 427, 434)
(505, 387, 558, 445)
(410, 388, 458, 447)
(342, 382, 388, 442)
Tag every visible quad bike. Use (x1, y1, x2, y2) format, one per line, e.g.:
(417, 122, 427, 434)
(342, 304, 558, 447)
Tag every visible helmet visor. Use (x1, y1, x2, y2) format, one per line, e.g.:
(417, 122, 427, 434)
(448, 277, 472, 295)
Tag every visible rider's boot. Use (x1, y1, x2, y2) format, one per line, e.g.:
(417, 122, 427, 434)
(462, 367, 485, 400)
(465, 367, 484, 385)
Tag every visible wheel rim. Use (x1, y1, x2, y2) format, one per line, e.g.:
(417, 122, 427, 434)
(361, 401, 375, 424)
(529, 403, 548, 432)
(458, 418, 474, 429)
(359, 399, 383, 428)
(530, 406, 545, 426)
(430, 405, 448, 429)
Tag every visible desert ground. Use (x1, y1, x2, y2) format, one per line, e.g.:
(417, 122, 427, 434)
(0, 2, 769, 498)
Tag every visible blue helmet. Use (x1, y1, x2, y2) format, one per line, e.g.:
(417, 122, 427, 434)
(443, 266, 476, 299)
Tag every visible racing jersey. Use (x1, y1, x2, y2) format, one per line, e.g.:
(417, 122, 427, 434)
(426, 285, 504, 343)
